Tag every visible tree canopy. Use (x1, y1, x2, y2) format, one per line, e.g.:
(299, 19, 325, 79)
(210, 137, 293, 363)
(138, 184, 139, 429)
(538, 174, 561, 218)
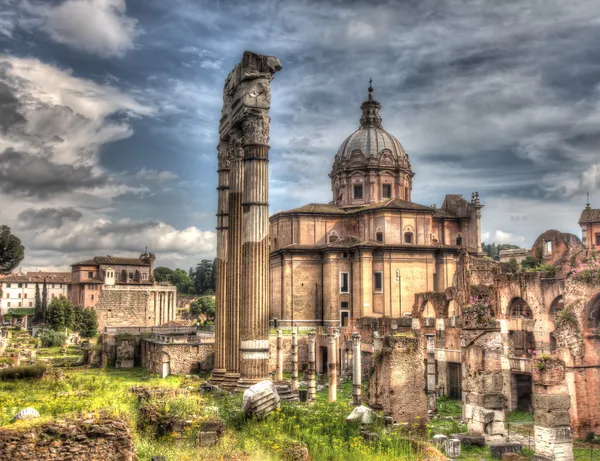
(194, 260, 214, 295)
(481, 242, 521, 260)
(190, 295, 216, 321)
(0, 225, 24, 274)
(153, 266, 174, 282)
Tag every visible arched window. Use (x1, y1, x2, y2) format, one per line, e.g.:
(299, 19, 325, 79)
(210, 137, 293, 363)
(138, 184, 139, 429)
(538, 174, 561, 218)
(510, 297, 533, 319)
(456, 233, 463, 246)
(376, 231, 383, 242)
(404, 232, 413, 244)
(585, 295, 600, 330)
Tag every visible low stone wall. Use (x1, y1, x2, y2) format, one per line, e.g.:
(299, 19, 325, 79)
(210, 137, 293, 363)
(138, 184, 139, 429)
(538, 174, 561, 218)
(141, 339, 214, 375)
(0, 415, 135, 460)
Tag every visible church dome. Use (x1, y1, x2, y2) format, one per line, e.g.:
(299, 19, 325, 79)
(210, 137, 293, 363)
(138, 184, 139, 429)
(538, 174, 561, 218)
(333, 82, 410, 165)
(330, 82, 414, 207)
(336, 125, 407, 160)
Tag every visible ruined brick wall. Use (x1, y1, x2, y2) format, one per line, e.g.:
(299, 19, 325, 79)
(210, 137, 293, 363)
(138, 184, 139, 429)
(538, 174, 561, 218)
(141, 339, 214, 375)
(0, 415, 135, 461)
(368, 333, 427, 423)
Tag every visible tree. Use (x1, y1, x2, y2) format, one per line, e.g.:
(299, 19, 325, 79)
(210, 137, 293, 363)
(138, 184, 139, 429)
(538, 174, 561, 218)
(194, 260, 213, 295)
(34, 283, 42, 322)
(0, 225, 24, 274)
(47, 296, 74, 331)
(190, 296, 216, 321)
(171, 268, 193, 294)
(522, 256, 538, 270)
(76, 307, 98, 338)
(507, 257, 519, 273)
(154, 266, 174, 283)
(211, 258, 217, 292)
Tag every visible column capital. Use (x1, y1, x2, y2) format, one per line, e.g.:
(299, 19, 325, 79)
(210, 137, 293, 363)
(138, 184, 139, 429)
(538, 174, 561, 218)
(351, 332, 361, 345)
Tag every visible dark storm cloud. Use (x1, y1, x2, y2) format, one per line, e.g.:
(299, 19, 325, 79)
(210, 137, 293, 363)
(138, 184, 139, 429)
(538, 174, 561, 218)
(18, 207, 83, 230)
(0, 81, 25, 132)
(0, 148, 109, 198)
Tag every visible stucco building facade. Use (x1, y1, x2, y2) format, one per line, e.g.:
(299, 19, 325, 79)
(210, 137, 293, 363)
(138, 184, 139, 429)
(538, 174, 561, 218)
(269, 85, 483, 327)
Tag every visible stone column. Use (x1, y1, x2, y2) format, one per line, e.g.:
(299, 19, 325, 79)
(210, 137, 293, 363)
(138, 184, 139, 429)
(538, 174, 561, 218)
(426, 334, 437, 413)
(352, 332, 362, 406)
(238, 120, 271, 388)
(210, 143, 230, 385)
(223, 141, 243, 389)
(308, 332, 316, 401)
(328, 329, 338, 402)
(291, 328, 299, 390)
(276, 328, 283, 381)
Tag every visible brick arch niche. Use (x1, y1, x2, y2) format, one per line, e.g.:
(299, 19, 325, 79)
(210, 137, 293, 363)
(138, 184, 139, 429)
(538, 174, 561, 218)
(509, 297, 533, 319)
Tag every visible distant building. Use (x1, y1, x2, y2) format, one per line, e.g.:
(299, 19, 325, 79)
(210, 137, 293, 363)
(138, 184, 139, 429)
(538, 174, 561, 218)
(498, 248, 530, 263)
(579, 202, 600, 252)
(69, 251, 177, 331)
(0, 271, 70, 314)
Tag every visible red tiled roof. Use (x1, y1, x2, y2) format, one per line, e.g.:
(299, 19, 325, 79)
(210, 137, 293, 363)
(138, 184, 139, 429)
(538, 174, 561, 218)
(72, 256, 151, 267)
(0, 272, 71, 283)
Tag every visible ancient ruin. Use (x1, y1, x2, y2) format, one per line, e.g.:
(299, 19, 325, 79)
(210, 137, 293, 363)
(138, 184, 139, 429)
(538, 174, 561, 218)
(211, 51, 282, 389)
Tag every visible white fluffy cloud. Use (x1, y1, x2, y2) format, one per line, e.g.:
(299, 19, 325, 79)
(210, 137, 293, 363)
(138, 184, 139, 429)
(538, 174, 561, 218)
(38, 0, 139, 58)
(0, 54, 215, 271)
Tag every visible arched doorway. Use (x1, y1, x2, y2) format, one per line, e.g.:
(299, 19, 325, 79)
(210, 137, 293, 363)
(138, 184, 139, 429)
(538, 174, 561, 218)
(161, 353, 170, 378)
(423, 301, 436, 319)
(447, 300, 459, 317)
(585, 294, 600, 331)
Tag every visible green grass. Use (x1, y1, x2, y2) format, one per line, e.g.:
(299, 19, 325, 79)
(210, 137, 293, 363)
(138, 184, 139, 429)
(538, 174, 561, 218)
(436, 397, 462, 417)
(0, 368, 434, 460)
(507, 409, 534, 424)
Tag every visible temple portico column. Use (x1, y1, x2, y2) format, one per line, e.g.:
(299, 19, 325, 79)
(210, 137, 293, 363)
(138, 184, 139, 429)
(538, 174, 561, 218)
(211, 143, 230, 385)
(291, 327, 299, 390)
(223, 140, 243, 389)
(276, 328, 283, 381)
(238, 118, 271, 388)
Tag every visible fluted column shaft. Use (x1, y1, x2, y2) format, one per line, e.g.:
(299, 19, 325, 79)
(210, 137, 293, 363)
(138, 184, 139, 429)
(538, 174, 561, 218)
(211, 161, 229, 384)
(291, 328, 298, 390)
(328, 330, 338, 402)
(238, 143, 270, 388)
(223, 154, 243, 388)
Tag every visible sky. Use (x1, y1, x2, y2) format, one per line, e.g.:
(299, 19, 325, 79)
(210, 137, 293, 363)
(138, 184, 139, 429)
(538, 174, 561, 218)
(1, 0, 599, 272)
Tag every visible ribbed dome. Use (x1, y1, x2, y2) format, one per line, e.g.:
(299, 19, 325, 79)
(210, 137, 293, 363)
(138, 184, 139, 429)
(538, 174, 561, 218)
(336, 126, 407, 160)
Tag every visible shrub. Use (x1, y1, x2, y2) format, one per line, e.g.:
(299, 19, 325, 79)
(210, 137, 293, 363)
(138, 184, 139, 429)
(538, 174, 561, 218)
(0, 364, 46, 380)
(38, 329, 67, 348)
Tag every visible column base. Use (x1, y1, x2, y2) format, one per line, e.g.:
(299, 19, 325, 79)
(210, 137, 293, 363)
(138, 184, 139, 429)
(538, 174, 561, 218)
(236, 377, 265, 390)
(222, 372, 241, 390)
(209, 368, 227, 385)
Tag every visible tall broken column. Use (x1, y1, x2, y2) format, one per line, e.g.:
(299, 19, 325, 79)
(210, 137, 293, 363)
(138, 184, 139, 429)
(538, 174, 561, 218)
(217, 51, 281, 390)
(307, 332, 316, 401)
(291, 328, 299, 390)
(210, 143, 229, 385)
(237, 52, 282, 389)
(352, 332, 362, 406)
(276, 328, 283, 381)
(328, 329, 338, 402)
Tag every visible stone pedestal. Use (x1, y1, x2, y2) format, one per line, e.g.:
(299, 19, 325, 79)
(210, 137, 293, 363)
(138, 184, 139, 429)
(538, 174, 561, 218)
(307, 332, 316, 401)
(328, 330, 338, 402)
(446, 438, 461, 458)
(433, 434, 447, 451)
(352, 332, 362, 406)
(275, 329, 283, 381)
(532, 359, 574, 461)
(291, 328, 298, 390)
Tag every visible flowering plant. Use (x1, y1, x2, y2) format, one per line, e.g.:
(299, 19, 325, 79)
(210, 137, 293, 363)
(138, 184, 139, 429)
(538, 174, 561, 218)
(571, 258, 600, 283)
